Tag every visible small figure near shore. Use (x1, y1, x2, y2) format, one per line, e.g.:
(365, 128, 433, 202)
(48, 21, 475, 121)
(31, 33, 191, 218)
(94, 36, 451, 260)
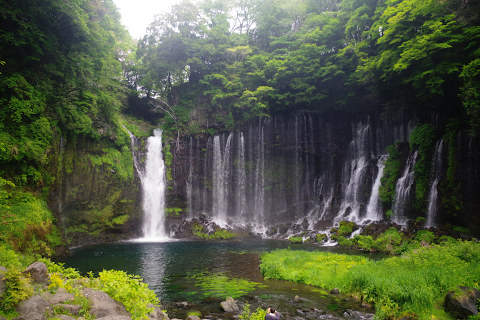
(265, 307, 281, 319)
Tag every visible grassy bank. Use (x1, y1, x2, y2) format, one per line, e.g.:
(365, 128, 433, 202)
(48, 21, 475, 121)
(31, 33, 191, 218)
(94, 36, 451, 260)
(260, 241, 480, 319)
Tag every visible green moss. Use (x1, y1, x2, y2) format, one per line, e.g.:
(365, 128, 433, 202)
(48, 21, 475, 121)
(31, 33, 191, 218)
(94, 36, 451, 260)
(441, 120, 464, 218)
(409, 124, 436, 213)
(379, 144, 404, 209)
(289, 236, 303, 243)
(88, 146, 134, 183)
(165, 207, 182, 216)
(163, 142, 173, 182)
(192, 224, 236, 240)
(316, 233, 327, 242)
(337, 221, 357, 237)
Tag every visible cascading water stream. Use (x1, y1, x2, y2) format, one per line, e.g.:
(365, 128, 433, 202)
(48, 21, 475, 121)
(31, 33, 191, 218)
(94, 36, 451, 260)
(141, 129, 168, 241)
(336, 122, 371, 223)
(392, 151, 418, 225)
(425, 140, 444, 228)
(361, 154, 388, 224)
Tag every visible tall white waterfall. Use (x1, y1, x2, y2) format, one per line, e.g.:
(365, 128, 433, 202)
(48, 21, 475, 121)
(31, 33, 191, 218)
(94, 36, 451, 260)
(362, 154, 388, 223)
(426, 140, 444, 228)
(236, 133, 247, 224)
(141, 129, 168, 240)
(212, 134, 233, 226)
(392, 151, 418, 225)
(336, 123, 371, 222)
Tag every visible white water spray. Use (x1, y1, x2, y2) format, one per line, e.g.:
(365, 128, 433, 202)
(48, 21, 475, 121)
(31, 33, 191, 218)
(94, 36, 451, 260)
(141, 129, 168, 241)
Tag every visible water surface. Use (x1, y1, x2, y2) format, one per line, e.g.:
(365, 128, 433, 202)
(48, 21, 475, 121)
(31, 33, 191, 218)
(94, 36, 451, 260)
(60, 239, 374, 319)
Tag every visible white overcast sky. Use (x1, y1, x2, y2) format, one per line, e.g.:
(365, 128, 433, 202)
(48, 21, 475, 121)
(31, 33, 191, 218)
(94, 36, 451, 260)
(113, 0, 182, 39)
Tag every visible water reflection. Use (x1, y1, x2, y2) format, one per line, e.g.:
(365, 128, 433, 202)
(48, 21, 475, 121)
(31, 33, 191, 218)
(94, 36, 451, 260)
(139, 243, 168, 297)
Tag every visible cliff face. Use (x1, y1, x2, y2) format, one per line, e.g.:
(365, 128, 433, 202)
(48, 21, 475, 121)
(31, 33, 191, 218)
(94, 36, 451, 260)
(48, 136, 142, 246)
(165, 111, 480, 236)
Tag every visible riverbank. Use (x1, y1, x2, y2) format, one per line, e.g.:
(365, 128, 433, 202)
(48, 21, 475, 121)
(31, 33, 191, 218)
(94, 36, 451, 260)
(260, 240, 480, 319)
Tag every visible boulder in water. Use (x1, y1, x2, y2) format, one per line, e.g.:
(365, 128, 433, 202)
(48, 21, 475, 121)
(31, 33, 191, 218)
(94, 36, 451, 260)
(220, 297, 239, 312)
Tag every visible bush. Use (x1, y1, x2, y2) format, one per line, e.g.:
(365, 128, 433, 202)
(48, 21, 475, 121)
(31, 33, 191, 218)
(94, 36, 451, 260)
(0, 267, 34, 312)
(239, 303, 266, 320)
(91, 270, 159, 320)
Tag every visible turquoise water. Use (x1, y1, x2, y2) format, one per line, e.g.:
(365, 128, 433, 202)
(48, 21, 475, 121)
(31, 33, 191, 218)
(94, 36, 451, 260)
(60, 239, 374, 319)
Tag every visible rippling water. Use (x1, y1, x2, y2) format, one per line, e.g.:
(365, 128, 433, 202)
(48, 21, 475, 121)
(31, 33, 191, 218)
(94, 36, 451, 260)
(60, 239, 375, 319)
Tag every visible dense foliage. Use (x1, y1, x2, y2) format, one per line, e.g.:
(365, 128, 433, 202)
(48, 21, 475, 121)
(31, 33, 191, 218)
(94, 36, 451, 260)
(130, 0, 480, 137)
(261, 240, 480, 319)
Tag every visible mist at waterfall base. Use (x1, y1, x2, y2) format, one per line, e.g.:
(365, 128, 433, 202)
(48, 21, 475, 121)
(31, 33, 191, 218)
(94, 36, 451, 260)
(60, 240, 375, 319)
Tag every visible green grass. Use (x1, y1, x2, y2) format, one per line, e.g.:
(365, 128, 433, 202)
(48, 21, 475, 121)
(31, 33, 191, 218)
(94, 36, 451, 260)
(260, 241, 480, 319)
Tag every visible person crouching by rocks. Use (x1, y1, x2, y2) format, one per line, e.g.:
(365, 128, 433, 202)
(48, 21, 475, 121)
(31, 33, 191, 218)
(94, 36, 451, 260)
(265, 307, 281, 319)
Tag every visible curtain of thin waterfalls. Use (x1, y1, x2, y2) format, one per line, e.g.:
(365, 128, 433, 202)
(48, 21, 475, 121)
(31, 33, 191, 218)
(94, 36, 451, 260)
(426, 140, 444, 228)
(142, 129, 168, 240)
(392, 151, 418, 225)
(181, 113, 419, 235)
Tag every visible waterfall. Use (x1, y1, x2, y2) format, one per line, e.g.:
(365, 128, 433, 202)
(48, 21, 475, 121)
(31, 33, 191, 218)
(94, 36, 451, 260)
(336, 122, 371, 222)
(362, 154, 388, 224)
(253, 120, 266, 233)
(141, 129, 168, 240)
(392, 150, 418, 225)
(425, 140, 444, 228)
(186, 137, 193, 218)
(236, 132, 247, 224)
(124, 126, 144, 182)
(212, 133, 233, 226)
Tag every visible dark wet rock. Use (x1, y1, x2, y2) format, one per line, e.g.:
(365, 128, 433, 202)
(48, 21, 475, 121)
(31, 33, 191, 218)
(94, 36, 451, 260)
(220, 297, 239, 312)
(343, 310, 375, 320)
(24, 262, 49, 285)
(444, 286, 480, 319)
(147, 303, 170, 320)
(330, 288, 340, 294)
(81, 288, 130, 318)
(14, 295, 50, 320)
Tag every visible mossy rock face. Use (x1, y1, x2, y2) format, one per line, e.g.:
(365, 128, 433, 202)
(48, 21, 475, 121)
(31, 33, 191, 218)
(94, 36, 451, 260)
(48, 137, 141, 246)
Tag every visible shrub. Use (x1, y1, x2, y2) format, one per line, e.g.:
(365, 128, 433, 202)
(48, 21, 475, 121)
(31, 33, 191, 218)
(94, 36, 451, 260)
(92, 270, 159, 320)
(0, 267, 34, 312)
(239, 303, 266, 320)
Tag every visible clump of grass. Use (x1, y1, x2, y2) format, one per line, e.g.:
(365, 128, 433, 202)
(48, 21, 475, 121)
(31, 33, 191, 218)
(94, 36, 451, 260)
(192, 224, 236, 240)
(260, 241, 480, 319)
(288, 236, 303, 244)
